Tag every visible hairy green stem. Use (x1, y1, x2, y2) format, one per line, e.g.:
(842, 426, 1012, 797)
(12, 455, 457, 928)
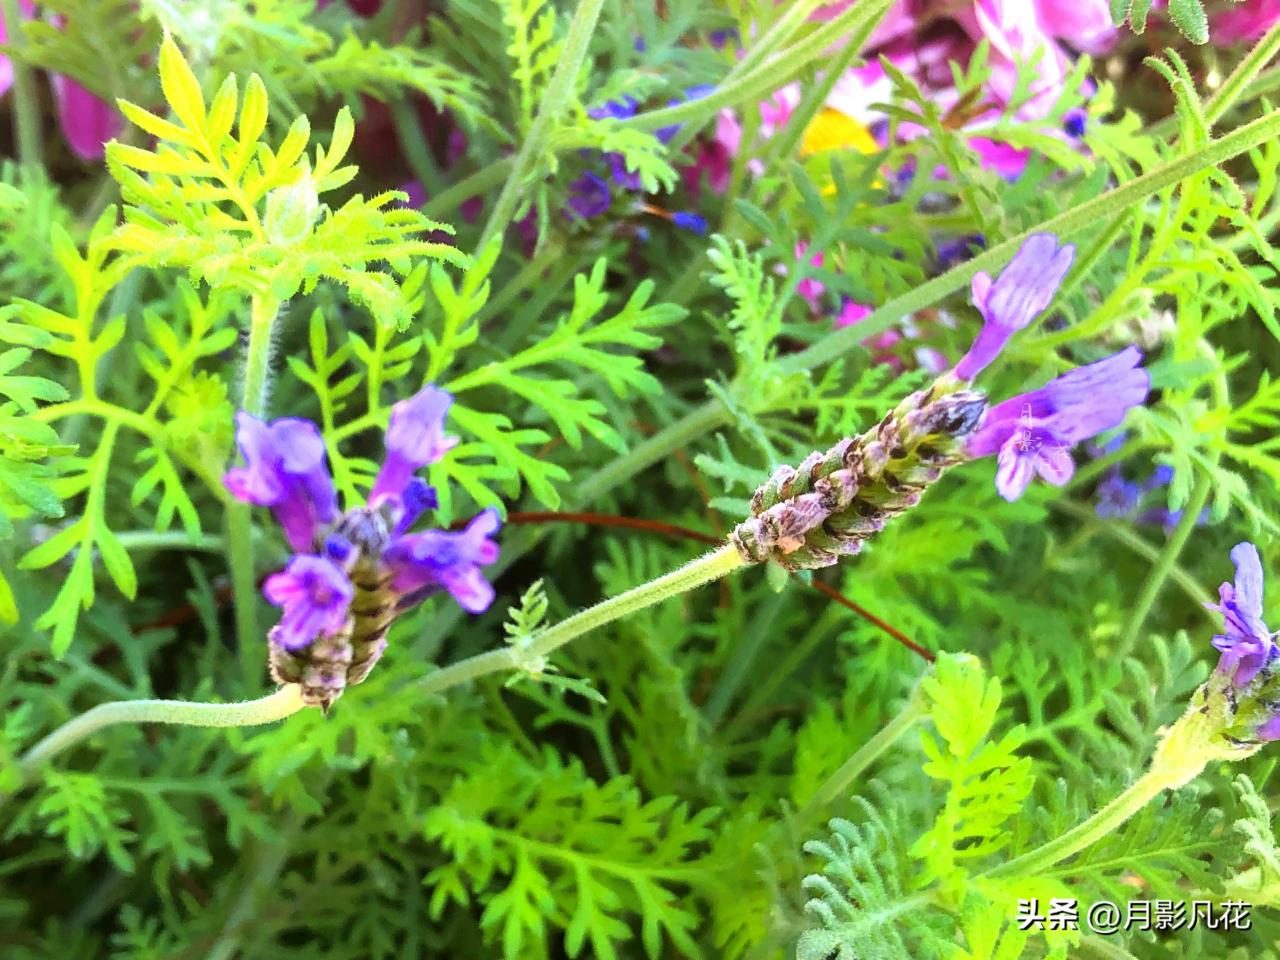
(988, 765, 1185, 881)
(1204, 19, 1280, 127)
(480, 0, 607, 243)
(115, 530, 225, 553)
(229, 294, 282, 683)
(10, 686, 306, 790)
(0, 0, 42, 168)
(418, 545, 744, 696)
(794, 684, 929, 827)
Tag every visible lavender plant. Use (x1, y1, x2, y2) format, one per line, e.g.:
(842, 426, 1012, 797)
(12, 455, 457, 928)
(2, 2, 1280, 959)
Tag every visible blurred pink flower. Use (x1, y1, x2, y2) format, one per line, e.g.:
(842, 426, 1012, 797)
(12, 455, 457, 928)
(791, 242, 826, 313)
(1213, 0, 1280, 42)
(51, 75, 123, 161)
(0, 1, 122, 161)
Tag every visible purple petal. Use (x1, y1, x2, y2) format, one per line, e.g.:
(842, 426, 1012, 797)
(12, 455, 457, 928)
(953, 234, 1074, 381)
(994, 444, 1036, 501)
(385, 509, 502, 612)
(223, 413, 338, 551)
(264, 554, 353, 651)
(370, 385, 456, 506)
(967, 348, 1148, 460)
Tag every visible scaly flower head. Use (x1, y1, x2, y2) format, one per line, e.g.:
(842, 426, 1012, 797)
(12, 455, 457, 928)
(953, 233, 1075, 381)
(965, 346, 1150, 501)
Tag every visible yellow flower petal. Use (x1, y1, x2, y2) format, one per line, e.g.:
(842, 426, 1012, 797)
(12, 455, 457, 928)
(800, 108, 879, 157)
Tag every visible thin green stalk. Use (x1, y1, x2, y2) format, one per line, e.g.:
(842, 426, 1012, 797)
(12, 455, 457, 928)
(703, 590, 789, 727)
(480, 0, 607, 243)
(1204, 19, 1280, 127)
(422, 157, 513, 220)
(114, 530, 225, 552)
(10, 686, 305, 789)
(418, 545, 744, 696)
(0, 0, 41, 167)
(793, 685, 929, 827)
(391, 97, 447, 200)
(1050, 501, 1215, 613)
(1117, 472, 1213, 659)
(622, 0, 894, 140)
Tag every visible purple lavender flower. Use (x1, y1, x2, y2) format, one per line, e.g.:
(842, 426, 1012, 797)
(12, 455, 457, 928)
(369, 385, 456, 507)
(566, 171, 612, 220)
(225, 385, 503, 706)
(1208, 542, 1277, 690)
(263, 554, 354, 651)
(385, 509, 502, 613)
(952, 233, 1075, 381)
(224, 414, 338, 551)
(965, 346, 1150, 501)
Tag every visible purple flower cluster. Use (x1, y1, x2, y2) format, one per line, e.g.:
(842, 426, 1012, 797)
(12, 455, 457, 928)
(225, 386, 501, 657)
(1092, 437, 1209, 533)
(949, 233, 1151, 501)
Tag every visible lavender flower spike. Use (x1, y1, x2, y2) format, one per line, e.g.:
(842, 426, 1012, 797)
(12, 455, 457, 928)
(966, 346, 1149, 501)
(1209, 542, 1277, 689)
(224, 414, 338, 551)
(953, 233, 1075, 381)
(263, 554, 354, 652)
(385, 508, 503, 612)
(369, 385, 458, 506)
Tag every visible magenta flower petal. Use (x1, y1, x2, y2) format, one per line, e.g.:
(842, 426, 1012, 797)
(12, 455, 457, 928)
(953, 233, 1075, 381)
(224, 413, 338, 551)
(264, 554, 353, 651)
(51, 74, 123, 161)
(369, 385, 457, 507)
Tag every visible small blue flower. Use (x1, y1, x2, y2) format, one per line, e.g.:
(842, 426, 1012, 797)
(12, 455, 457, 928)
(1064, 109, 1087, 139)
(671, 211, 707, 234)
(656, 84, 714, 143)
(588, 97, 638, 121)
